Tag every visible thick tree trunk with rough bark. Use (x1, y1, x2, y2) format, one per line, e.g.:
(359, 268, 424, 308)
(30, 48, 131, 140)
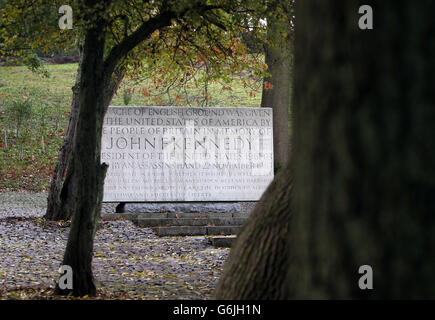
(215, 1, 435, 299)
(288, 0, 435, 299)
(213, 165, 292, 299)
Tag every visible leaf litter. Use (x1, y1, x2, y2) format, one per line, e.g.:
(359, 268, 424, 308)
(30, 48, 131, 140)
(0, 193, 230, 300)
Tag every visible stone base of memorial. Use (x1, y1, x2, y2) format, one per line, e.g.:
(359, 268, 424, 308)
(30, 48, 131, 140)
(115, 201, 257, 215)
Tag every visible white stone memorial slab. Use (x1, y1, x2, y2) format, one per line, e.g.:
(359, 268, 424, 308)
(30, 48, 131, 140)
(101, 106, 274, 202)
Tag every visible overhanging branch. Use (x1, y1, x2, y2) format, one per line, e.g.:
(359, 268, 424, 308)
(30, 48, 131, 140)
(102, 4, 225, 80)
(103, 10, 175, 80)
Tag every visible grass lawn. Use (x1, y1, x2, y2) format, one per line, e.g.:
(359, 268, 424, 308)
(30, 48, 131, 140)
(0, 63, 262, 191)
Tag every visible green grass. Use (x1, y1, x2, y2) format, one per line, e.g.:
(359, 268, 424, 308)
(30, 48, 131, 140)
(112, 68, 262, 108)
(0, 63, 262, 191)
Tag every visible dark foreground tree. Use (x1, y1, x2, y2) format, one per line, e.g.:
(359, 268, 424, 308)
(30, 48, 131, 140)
(214, 164, 292, 299)
(215, 0, 435, 299)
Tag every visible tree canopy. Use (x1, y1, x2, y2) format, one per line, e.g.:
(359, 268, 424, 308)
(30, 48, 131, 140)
(1, 0, 270, 97)
(1, 0, 296, 297)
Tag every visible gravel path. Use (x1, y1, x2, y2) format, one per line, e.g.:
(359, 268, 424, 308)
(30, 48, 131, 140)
(0, 192, 230, 299)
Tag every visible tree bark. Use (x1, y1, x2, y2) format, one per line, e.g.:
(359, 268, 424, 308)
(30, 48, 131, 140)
(215, 0, 435, 299)
(213, 164, 292, 299)
(288, 0, 435, 299)
(45, 54, 123, 221)
(44, 52, 82, 221)
(261, 6, 293, 171)
(55, 23, 109, 296)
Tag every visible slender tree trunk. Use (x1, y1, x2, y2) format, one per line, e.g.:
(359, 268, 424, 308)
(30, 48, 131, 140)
(45, 53, 123, 221)
(55, 24, 109, 296)
(44, 54, 82, 221)
(215, 1, 435, 299)
(261, 7, 293, 171)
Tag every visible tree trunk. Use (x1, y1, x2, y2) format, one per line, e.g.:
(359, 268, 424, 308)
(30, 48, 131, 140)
(261, 6, 293, 171)
(215, 1, 435, 299)
(55, 24, 109, 297)
(45, 53, 123, 221)
(288, 0, 435, 299)
(44, 53, 82, 221)
(213, 164, 292, 299)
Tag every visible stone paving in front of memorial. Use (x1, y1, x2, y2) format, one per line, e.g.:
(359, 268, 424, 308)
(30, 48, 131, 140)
(0, 191, 229, 299)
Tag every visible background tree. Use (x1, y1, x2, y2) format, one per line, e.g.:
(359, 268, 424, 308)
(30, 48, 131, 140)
(261, 0, 294, 171)
(1, 0, 83, 220)
(215, 0, 435, 299)
(0, 0, 74, 62)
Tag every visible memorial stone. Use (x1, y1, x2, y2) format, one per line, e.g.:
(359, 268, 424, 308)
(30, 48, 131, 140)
(101, 106, 274, 202)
